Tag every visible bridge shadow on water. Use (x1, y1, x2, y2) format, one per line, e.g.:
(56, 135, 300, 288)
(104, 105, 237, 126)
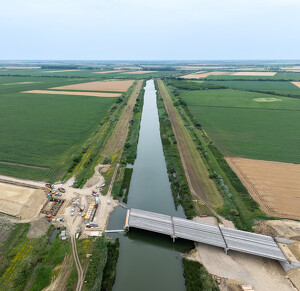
(125, 228, 194, 253)
(108, 206, 193, 253)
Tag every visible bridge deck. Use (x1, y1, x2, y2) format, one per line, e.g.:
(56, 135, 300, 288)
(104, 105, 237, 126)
(127, 208, 287, 262)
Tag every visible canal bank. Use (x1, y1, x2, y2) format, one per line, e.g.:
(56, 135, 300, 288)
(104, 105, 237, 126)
(108, 80, 193, 291)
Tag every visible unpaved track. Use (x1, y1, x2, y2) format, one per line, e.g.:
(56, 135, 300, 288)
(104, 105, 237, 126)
(66, 214, 84, 291)
(101, 80, 143, 157)
(0, 161, 49, 170)
(72, 235, 83, 291)
(158, 80, 221, 210)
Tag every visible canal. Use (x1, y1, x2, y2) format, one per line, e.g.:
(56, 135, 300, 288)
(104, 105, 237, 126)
(108, 80, 192, 291)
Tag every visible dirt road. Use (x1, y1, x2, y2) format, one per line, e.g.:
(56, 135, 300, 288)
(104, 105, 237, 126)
(101, 80, 143, 157)
(157, 80, 222, 210)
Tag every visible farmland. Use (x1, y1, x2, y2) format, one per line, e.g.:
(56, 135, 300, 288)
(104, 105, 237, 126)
(179, 88, 300, 164)
(0, 87, 116, 181)
(226, 157, 300, 220)
(204, 80, 300, 97)
(166, 75, 300, 223)
(0, 73, 142, 181)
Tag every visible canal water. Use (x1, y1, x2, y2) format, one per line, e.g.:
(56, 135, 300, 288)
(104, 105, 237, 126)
(108, 80, 192, 291)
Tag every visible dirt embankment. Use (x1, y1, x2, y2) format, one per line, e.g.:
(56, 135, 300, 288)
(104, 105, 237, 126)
(101, 80, 144, 157)
(187, 218, 297, 291)
(158, 80, 221, 209)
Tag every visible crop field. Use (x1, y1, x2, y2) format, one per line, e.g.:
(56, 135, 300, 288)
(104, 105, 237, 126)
(0, 74, 119, 181)
(122, 70, 157, 74)
(203, 80, 300, 97)
(0, 67, 178, 79)
(180, 89, 300, 164)
(230, 72, 277, 76)
(202, 71, 300, 81)
(226, 157, 300, 220)
(292, 81, 300, 88)
(51, 80, 135, 92)
(22, 90, 122, 97)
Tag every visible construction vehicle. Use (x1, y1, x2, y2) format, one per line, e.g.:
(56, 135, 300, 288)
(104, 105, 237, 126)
(46, 212, 52, 221)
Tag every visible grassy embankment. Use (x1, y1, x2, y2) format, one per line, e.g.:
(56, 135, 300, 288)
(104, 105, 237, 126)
(164, 80, 267, 230)
(158, 80, 222, 218)
(76, 237, 119, 291)
(111, 80, 146, 202)
(0, 222, 71, 291)
(182, 258, 219, 291)
(72, 81, 138, 188)
(155, 80, 196, 218)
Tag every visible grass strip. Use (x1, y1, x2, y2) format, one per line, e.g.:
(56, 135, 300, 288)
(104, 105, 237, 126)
(155, 80, 196, 219)
(101, 238, 119, 291)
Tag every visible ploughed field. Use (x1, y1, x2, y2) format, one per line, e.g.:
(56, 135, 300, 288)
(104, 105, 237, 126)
(0, 76, 120, 181)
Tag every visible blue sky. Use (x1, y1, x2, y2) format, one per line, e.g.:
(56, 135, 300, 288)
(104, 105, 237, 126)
(0, 0, 299, 60)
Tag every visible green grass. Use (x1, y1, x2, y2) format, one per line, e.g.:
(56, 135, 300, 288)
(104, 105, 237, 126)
(0, 223, 72, 291)
(182, 258, 219, 291)
(180, 89, 300, 163)
(26, 235, 71, 291)
(156, 81, 196, 219)
(101, 238, 119, 291)
(83, 237, 108, 291)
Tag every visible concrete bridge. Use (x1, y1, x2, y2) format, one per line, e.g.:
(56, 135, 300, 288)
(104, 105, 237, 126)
(124, 208, 289, 265)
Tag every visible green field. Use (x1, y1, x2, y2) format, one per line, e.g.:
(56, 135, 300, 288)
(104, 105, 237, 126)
(180, 89, 300, 163)
(203, 71, 300, 81)
(0, 75, 118, 181)
(203, 80, 300, 97)
(0, 68, 179, 80)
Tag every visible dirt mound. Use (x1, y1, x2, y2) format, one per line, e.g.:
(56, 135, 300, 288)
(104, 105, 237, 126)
(255, 220, 300, 239)
(27, 217, 50, 238)
(0, 183, 46, 219)
(19, 189, 47, 220)
(287, 269, 300, 291)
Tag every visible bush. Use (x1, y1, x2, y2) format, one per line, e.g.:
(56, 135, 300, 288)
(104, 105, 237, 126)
(182, 258, 219, 291)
